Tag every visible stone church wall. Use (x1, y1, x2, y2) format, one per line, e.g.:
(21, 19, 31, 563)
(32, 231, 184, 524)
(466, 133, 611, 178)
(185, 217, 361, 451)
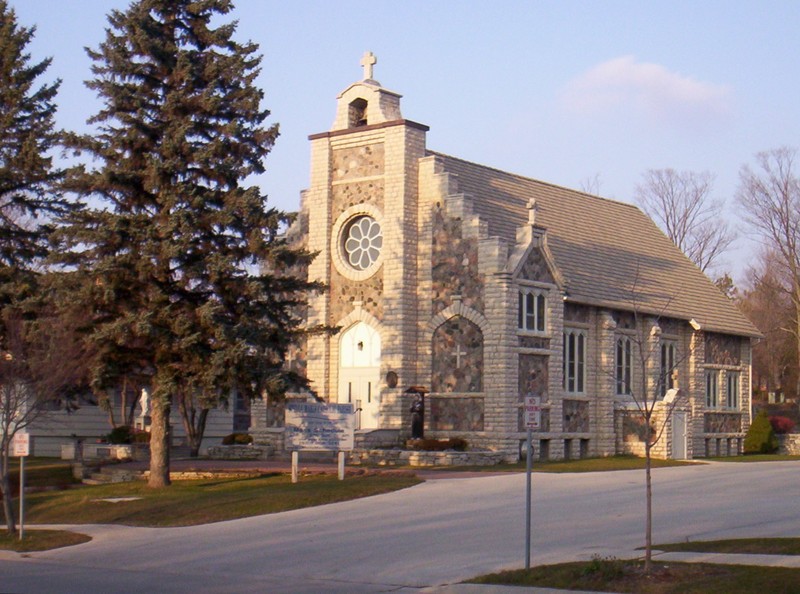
(431, 204, 483, 314)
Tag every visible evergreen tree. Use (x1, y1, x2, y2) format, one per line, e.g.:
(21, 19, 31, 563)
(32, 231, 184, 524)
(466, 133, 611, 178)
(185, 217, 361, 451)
(58, 0, 321, 486)
(0, 0, 70, 532)
(0, 0, 66, 297)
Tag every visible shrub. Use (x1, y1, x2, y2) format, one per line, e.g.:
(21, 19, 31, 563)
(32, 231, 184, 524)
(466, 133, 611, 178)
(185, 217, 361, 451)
(581, 555, 625, 580)
(769, 415, 796, 434)
(407, 437, 468, 451)
(132, 430, 151, 444)
(107, 425, 133, 444)
(447, 437, 468, 451)
(744, 410, 778, 454)
(222, 433, 253, 445)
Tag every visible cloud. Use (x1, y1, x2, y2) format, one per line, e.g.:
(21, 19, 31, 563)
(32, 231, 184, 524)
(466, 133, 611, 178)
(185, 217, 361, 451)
(561, 56, 731, 125)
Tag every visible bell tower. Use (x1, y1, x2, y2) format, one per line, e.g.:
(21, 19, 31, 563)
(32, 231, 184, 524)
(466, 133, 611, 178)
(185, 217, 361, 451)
(304, 53, 429, 431)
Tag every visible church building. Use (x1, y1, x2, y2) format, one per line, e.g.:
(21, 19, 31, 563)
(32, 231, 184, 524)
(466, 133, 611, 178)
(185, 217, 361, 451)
(270, 53, 760, 461)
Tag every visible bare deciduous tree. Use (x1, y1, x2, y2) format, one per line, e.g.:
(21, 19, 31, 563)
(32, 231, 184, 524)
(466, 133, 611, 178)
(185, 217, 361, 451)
(739, 249, 796, 400)
(608, 271, 691, 573)
(737, 147, 800, 398)
(0, 309, 90, 534)
(580, 172, 602, 195)
(635, 169, 733, 273)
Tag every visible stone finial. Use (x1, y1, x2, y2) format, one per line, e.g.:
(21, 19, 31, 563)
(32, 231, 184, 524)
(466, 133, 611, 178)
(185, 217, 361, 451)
(361, 51, 377, 80)
(527, 198, 537, 225)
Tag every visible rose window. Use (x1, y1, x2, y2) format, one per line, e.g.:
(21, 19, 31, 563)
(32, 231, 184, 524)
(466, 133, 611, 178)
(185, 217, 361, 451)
(343, 216, 382, 271)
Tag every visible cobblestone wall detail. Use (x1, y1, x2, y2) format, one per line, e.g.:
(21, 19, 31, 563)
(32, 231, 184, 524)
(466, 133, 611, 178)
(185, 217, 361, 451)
(332, 143, 384, 181)
(429, 396, 484, 431)
(705, 332, 742, 365)
(518, 248, 555, 283)
(564, 303, 591, 323)
(431, 205, 483, 313)
(563, 399, 590, 432)
(431, 316, 483, 392)
(704, 412, 742, 433)
(518, 354, 549, 397)
(331, 180, 385, 221)
(329, 270, 383, 325)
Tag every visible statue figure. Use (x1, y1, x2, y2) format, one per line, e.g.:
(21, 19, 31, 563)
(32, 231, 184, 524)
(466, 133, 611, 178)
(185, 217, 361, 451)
(410, 394, 424, 439)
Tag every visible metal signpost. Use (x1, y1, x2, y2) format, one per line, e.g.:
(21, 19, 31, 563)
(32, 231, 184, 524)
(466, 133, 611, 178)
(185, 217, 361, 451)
(285, 402, 355, 482)
(523, 395, 541, 570)
(12, 432, 30, 540)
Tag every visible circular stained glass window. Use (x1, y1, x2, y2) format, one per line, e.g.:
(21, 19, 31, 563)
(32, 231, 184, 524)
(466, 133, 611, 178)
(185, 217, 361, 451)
(343, 215, 382, 271)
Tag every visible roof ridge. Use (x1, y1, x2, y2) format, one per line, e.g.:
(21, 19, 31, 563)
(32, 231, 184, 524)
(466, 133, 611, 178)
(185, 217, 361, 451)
(427, 150, 642, 211)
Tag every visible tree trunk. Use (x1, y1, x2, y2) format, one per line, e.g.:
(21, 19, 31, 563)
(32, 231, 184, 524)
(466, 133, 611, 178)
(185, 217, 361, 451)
(644, 439, 653, 574)
(1, 448, 16, 534)
(177, 393, 209, 458)
(794, 291, 800, 400)
(148, 397, 171, 488)
(188, 408, 208, 458)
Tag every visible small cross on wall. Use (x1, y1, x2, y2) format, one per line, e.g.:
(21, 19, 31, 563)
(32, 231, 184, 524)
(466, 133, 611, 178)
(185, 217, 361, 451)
(361, 51, 377, 80)
(454, 343, 467, 367)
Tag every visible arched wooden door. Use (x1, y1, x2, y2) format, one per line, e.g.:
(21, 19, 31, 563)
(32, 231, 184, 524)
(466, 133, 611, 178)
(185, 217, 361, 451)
(339, 322, 380, 429)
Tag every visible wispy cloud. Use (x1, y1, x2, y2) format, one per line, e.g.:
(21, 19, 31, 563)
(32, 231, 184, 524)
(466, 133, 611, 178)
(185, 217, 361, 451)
(561, 56, 731, 125)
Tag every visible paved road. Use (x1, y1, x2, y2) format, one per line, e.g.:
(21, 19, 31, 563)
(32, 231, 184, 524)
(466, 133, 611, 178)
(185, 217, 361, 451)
(1, 461, 799, 593)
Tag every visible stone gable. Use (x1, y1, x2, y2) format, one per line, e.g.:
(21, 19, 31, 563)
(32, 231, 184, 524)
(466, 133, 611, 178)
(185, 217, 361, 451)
(518, 246, 555, 283)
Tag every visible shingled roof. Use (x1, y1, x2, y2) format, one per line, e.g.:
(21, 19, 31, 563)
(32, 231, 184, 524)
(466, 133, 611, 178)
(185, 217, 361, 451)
(431, 152, 759, 338)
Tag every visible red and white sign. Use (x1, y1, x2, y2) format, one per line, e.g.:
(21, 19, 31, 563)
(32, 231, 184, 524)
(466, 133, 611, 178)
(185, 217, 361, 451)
(11, 432, 30, 457)
(524, 396, 542, 430)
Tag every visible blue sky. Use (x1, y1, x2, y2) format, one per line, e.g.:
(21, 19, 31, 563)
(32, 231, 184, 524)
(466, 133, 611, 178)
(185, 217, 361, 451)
(13, 1, 800, 282)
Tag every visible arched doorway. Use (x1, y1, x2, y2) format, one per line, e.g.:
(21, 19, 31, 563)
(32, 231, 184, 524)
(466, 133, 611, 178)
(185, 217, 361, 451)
(339, 322, 381, 429)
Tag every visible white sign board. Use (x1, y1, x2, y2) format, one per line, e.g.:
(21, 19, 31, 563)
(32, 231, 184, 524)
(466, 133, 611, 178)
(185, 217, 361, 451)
(11, 432, 30, 457)
(524, 395, 541, 430)
(285, 402, 355, 451)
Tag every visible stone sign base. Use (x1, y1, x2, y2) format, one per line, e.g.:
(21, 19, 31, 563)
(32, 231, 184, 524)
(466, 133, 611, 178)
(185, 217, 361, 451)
(778, 434, 800, 455)
(206, 444, 273, 460)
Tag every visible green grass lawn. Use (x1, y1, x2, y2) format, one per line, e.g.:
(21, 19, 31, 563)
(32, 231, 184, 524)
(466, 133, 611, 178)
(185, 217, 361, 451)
(471, 537, 800, 593)
(705, 454, 800, 463)
(5, 458, 79, 496)
(428, 455, 699, 473)
(0, 529, 91, 552)
(18, 472, 421, 527)
(470, 560, 800, 593)
(653, 537, 800, 555)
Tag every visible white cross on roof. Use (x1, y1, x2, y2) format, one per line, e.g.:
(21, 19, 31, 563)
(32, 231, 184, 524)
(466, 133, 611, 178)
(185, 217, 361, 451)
(361, 51, 377, 80)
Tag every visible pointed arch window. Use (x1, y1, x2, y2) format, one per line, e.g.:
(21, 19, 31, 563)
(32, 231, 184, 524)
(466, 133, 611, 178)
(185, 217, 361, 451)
(615, 336, 632, 395)
(563, 329, 586, 394)
(518, 288, 546, 332)
(659, 340, 677, 397)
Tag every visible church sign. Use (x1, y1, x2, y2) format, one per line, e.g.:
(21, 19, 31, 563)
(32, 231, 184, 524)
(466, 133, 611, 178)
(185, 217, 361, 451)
(285, 402, 355, 451)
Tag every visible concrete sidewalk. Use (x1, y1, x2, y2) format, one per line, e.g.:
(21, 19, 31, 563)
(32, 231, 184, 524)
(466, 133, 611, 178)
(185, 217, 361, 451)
(652, 549, 800, 567)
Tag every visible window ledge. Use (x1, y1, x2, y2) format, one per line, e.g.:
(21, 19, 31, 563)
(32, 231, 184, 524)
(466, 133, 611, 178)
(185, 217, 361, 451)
(517, 330, 550, 338)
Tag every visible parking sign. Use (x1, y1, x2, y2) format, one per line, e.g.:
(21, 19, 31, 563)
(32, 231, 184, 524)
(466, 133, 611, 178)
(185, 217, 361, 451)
(11, 432, 30, 457)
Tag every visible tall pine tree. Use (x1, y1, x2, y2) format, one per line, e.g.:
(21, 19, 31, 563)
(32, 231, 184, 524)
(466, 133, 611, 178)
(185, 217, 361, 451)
(58, 0, 321, 487)
(0, 0, 65, 296)
(0, 0, 70, 532)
